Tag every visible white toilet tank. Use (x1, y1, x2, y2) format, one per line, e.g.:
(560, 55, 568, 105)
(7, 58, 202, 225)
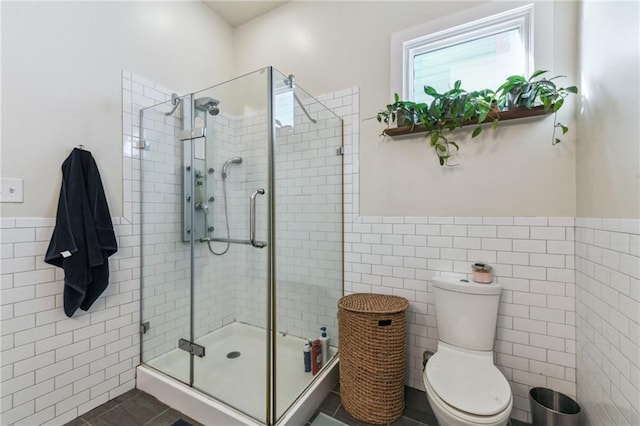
(433, 278, 502, 351)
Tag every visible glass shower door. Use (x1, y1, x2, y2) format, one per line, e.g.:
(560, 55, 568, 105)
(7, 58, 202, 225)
(190, 69, 270, 424)
(140, 96, 192, 385)
(272, 69, 344, 421)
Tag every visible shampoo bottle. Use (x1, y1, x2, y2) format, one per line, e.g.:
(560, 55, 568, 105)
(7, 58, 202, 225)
(319, 326, 330, 365)
(303, 341, 311, 373)
(311, 339, 322, 375)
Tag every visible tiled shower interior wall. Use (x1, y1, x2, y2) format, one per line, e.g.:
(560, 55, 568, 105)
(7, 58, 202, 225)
(234, 96, 345, 343)
(575, 218, 640, 426)
(137, 72, 347, 362)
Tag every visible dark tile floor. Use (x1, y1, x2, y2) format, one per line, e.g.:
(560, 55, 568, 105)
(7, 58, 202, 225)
(64, 389, 202, 426)
(306, 383, 437, 426)
(308, 383, 529, 426)
(66, 384, 529, 426)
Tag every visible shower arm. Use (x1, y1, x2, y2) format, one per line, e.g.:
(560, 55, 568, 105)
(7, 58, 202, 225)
(285, 74, 317, 124)
(164, 93, 182, 116)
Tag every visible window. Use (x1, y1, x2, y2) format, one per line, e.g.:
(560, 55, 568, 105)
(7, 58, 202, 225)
(402, 5, 533, 102)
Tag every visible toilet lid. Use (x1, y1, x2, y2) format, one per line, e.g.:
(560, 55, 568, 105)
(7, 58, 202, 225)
(425, 350, 511, 416)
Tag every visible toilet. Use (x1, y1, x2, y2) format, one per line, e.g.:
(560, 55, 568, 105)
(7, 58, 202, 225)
(423, 278, 513, 426)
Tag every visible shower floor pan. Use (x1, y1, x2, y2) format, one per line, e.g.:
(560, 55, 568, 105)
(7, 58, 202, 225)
(138, 322, 338, 425)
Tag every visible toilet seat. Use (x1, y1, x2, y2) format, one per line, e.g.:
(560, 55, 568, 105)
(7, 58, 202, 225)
(425, 343, 511, 416)
(424, 372, 513, 425)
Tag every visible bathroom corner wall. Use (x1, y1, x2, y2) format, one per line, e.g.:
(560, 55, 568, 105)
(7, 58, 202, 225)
(576, 1, 640, 219)
(575, 219, 640, 425)
(0, 1, 234, 219)
(343, 90, 577, 423)
(0, 72, 178, 426)
(233, 0, 579, 218)
(1, 3, 234, 418)
(574, 2, 640, 425)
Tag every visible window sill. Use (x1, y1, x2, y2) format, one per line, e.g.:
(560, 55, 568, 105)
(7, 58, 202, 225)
(382, 105, 553, 137)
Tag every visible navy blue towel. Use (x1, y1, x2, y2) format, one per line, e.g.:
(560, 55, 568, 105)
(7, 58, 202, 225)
(45, 148, 117, 317)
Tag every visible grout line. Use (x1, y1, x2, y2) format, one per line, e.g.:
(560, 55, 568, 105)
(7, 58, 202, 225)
(332, 403, 342, 417)
(82, 391, 140, 424)
(142, 408, 170, 425)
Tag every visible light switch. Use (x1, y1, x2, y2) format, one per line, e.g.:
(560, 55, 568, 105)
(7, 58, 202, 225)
(0, 178, 24, 203)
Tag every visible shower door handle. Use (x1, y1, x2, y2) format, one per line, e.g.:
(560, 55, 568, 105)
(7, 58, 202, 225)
(250, 189, 266, 248)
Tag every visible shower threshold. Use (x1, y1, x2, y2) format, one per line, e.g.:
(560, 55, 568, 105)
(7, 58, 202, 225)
(138, 322, 339, 425)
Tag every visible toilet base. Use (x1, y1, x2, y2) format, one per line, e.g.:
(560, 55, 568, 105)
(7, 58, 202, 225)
(424, 375, 512, 426)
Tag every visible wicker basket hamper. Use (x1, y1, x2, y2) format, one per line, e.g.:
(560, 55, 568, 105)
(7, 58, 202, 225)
(338, 293, 409, 424)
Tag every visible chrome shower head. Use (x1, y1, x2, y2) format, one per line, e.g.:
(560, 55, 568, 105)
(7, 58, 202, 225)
(221, 157, 242, 180)
(194, 97, 220, 116)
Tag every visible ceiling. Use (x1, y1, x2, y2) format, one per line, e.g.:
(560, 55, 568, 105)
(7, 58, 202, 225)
(203, 1, 289, 27)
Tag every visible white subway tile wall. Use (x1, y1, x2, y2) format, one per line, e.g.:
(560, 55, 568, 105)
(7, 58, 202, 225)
(575, 218, 640, 426)
(1, 216, 140, 426)
(343, 215, 578, 422)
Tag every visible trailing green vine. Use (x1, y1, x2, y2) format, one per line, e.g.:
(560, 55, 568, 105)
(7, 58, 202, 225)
(376, 70, 578, 166)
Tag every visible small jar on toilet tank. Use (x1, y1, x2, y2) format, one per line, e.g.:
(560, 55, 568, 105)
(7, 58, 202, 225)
(471, 263, 493, 284)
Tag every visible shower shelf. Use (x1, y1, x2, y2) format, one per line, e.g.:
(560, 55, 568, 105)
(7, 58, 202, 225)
(382, 105, 553, 137)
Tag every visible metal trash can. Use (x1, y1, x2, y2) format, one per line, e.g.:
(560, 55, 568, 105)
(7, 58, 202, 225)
(530, 387, 582, 426)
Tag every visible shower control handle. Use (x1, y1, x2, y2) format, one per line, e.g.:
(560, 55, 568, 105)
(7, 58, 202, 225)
(250, 189, 266, 248)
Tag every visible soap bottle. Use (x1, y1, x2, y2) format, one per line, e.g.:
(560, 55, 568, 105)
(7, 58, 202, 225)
(303, 341, 311, 373)
(319, 326, 330, 365)
(311, 339, 322, 375)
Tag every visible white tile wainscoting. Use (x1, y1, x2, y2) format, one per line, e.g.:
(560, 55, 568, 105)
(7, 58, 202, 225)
(0, 216, 140, 426)
(575, 218, 640, 426)
(343, 213, 579, 422)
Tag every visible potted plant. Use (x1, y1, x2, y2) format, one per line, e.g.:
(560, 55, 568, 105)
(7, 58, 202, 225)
(376, 94, 427, 129)
(376, 70, 578, 165)
(496, 70, 578, 144)
(421, 82, 497, 165)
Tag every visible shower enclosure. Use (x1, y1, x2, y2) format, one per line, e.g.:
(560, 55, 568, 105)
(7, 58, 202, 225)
(136, 67, 343, 425)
